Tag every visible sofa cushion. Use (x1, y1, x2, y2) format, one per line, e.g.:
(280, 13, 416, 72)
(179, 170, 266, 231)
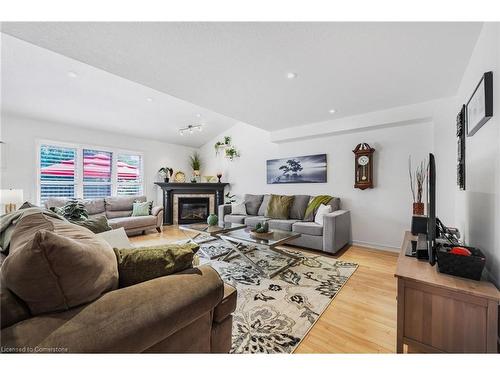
(243, 194, 263, 216)
(1, 213, 118, 315)
(113, 243, 197, 288)
(224, 214, 246, 224)
(1, 287, 31, 329)
(292, 221, 323, 236)
(231, 202, 247, 215)
(304, 196, 340, 221)
(244, 216, 267, 228)
(257, 194, 271, 216)
(265, 194, 295, 219)
(132, 201, 153, 216)
(268, 219, 299, 232)
(108, 215, 156, 230)
(213, 284, 237, 323)
(289, 195, 310, 220)
(106, 195, 147, 210)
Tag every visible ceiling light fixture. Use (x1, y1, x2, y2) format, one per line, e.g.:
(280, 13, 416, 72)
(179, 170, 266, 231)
(179, 124, 203, 136)
(329, 109, 336, 114)
(196, 113, 201, 118)
(286, 72, 298, 79)
(67, 71, 78, 78)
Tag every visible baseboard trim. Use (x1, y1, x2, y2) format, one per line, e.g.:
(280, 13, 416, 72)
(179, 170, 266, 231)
(351, 240, 400, 253)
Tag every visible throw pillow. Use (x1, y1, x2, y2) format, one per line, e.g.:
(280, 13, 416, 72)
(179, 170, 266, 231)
(231, 202, 247, 215)
(132, 201, 152, 217)
(243, 194, 264, 216)
(304, 195, 333, 221)
(72, 215, 112, 234)
(113, 243, 198, 288)
(314, 204, 332, 225)
(1, 215, 118, 315)
(265, 194, 295, 220)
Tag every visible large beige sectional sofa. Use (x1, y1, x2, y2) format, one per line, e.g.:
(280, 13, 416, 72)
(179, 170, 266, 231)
(0, 209, 236, 353)
(44, 195, 163, 236)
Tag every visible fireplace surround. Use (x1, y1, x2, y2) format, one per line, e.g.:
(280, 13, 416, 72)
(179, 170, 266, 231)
(154, 183, 229, 225)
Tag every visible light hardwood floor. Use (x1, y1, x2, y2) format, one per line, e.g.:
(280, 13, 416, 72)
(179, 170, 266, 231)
(131, 226, 399, 353)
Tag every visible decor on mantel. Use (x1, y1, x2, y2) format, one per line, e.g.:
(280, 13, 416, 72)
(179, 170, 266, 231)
(189, 152, 202, 182)
(214, 136, 240, 160)
(456, 105, 466, 190)
(217, 172, 223, 183)
(353, 143, 375, 190)
(158, 167, 174, 182)
(173, 171, 186, 183)
(466, 71, 493, 137)
(408, 155, 427, 215)
(266, 154, 327, 184)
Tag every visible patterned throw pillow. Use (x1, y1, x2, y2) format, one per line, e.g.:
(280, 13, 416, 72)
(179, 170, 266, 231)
(265, 194, 295, 220)
(132, 201, 153, 217)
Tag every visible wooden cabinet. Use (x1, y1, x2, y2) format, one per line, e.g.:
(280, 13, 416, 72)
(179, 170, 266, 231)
(395, 231, 499, 353)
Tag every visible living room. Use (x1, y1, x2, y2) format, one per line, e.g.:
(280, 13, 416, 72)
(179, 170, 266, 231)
(1, 1, 499, 373)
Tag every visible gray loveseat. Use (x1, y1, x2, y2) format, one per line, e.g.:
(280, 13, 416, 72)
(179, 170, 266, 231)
(44, 195, 163, 236)
(219, 194, 350, 254)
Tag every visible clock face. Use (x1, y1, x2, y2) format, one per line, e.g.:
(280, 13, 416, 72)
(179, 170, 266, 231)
(358, 155, 370, 166)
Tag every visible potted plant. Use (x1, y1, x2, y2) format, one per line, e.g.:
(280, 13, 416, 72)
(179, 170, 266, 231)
(408, 156, 427, 215)
(214, 136, 232, 156)
(189, 152, 202, 177)
(158, 167, 174, 182)
(225, 146, 240, 161)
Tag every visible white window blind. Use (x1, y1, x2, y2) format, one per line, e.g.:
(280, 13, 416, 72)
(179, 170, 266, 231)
(38, 142, 143, 204)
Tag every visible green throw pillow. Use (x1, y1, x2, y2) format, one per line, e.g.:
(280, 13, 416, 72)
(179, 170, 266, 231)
(72, 215, 112, 234)
(132, 201, 152, 216)
(113, 243, 198, 288)
(304, 195, 333, 221)
(265, 194, 295, 220)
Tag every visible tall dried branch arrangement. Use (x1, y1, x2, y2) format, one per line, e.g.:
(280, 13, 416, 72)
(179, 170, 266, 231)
(408, 156, 427, 203)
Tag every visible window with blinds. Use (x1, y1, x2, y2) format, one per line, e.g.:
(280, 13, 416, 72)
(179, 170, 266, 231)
(117, 154, 143, 196)
(38, 143, 143, 204)
(39, 144, 77, 204)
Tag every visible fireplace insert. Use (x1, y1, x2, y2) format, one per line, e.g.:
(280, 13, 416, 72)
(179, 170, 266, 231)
(178, 197, 210, 224)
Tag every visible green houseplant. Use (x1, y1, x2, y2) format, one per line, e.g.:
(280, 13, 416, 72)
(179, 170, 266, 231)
(189, 152, 202, 176)
(158, 167, 174, 182)
(225, 146, 240, 161)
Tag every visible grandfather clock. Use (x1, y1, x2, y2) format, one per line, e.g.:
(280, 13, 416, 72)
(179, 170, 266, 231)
(353, 143, 375, 190)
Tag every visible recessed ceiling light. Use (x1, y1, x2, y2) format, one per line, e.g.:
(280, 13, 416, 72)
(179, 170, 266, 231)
(146, 97, 153, 102)
(67, 71, 78, 78)
(196, 113, 201, 118)
(286, 72, 298, 79)
(329, 109, 336, 114)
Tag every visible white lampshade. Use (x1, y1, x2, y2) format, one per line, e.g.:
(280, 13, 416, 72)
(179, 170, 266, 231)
(0, 189, 24, 204)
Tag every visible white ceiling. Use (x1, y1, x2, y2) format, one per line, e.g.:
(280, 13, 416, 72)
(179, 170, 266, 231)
(1, 22, 482, 134)
(0, 33, 238, 147)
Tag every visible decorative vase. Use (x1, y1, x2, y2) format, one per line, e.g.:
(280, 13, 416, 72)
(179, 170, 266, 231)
(193, 170, 200, 177)
(207, 214, 218, 226)
(413, 202, 424, 215)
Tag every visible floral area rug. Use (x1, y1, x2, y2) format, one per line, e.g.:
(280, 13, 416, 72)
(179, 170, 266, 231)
(197, 240, 358, 354)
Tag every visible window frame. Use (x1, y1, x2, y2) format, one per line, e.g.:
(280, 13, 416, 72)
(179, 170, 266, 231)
(36, 139, 144, 205)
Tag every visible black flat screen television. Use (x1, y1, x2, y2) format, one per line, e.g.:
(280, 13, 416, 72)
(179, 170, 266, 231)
(427, 153, 437, 265)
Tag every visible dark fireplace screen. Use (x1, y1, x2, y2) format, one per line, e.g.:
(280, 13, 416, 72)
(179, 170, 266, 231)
(178, 197, 210, 224)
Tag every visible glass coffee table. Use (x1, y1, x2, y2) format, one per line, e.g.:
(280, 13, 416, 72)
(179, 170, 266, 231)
(219, 227, 301, 278)
(179, 222, 246, 244)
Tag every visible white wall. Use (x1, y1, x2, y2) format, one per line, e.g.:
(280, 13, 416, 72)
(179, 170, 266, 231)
(200, 120, 433, 251)
(0, 113, 195, 205)
(452, 23, 499, 285)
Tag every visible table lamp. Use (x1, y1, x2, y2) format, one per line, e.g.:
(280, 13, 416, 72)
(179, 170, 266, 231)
(0, 189, 24, 214)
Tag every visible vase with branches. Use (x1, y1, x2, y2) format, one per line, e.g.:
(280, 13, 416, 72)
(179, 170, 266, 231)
(408, 156, 427, 215)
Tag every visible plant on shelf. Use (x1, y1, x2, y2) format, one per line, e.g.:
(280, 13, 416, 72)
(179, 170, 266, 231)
(158, 167, 174, 182)
(214, 135, 233, 155)
(408, 156, 427, 215)
(224, 146, 240, 161)
(189, 152, 202, 176)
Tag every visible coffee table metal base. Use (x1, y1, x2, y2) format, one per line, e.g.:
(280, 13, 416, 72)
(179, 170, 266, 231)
(219, 236, 301, 278)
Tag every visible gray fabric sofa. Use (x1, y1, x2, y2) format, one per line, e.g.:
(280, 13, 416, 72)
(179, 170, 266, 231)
(218, 194, 350, 254)
(44, 195, 163, 236)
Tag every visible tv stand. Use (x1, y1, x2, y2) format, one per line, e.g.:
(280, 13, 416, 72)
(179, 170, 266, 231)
(396, 231, 499, 353)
